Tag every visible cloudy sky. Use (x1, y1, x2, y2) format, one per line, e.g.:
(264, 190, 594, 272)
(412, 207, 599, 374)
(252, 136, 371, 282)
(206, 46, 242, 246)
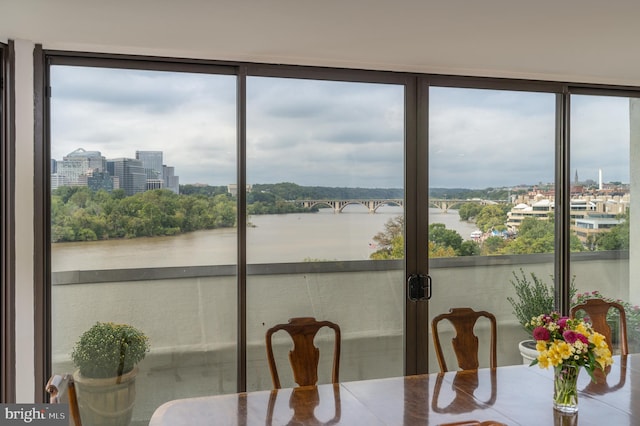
(50, 66, 631, 189)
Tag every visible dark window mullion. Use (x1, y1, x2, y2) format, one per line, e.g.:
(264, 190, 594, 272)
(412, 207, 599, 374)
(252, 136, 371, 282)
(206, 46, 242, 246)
(33, 44, 49, 402)
(1, 40, 17, 403)
(555, 90, 572, 316)
(236, 66, 247, 393)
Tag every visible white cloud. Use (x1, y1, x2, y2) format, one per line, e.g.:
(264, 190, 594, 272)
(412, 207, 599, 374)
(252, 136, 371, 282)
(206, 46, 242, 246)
(51, 67, 632, 190)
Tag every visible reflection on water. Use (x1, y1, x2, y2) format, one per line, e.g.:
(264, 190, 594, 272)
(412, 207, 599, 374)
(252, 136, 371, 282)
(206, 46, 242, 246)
(52, 207, 478, 271)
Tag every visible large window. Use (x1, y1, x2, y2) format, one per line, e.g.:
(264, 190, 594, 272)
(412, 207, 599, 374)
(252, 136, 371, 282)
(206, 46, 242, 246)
(49, 63, 238, 422)
(245, 76, 406, 389)
(39, 53, 640, 423)
(427, 85, 558, 370)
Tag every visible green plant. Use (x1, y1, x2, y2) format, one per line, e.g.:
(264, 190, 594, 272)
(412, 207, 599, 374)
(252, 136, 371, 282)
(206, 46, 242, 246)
(72, 322, 150, 379)
(507, 269, 576, 336)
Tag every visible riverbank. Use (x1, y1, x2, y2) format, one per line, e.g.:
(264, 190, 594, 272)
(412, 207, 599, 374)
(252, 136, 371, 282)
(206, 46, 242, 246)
(52, 208, 477, 271)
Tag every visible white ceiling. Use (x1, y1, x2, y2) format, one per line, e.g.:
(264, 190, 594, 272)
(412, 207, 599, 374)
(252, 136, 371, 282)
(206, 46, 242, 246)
(2, 0, 640, 86)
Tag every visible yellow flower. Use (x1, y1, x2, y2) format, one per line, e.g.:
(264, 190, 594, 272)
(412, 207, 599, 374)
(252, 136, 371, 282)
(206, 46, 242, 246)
(589, 332, 606, 348)
(546, 344, 566, 367)
(537, 351, 551, 368)
(552, 340, 573, 360)
(574, 322, 589, 336)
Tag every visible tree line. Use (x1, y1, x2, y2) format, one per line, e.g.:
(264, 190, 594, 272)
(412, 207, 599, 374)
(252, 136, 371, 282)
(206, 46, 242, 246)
(369, 202, 629, 259)
(251, 182, 403, 200)
(52, 182, 406, 243)
(53, 184, 629, 254)
(51, 185, 311, 243)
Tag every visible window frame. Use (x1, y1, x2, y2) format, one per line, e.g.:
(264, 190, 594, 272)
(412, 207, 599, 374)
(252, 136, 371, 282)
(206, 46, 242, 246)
(33, 49, 640, 398)
(1, 39, 16, 403)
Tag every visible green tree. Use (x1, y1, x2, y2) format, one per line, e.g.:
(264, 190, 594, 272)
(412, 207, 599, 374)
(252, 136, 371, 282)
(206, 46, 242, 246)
(68, 187, 92, 209)
(596, 219, 629, 250)
(370, 217, 476, 259)
(458, 240, 481, 256)
(504, 218, 554, 254)
(370, 215, 404, 259)
(429, 241, 456, 258)
(429, 223, 462, 252)
(370, 235, 404, 259)
(482, 236, 506, 255)
(503, 217, 584, 254)
(458, 203, 483, 221)
(475, 205, 508, 232)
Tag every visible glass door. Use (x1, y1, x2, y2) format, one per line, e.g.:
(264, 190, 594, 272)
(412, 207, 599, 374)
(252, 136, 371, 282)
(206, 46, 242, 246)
(245, 75, 407, 390)
(49, 64, 238, 422)
(570, 93, 637, 354)
(427, 84, 557, 371)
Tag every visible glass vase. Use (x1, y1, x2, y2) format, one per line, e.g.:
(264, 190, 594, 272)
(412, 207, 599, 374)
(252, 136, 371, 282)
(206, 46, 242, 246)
(553, 364, 579, 413)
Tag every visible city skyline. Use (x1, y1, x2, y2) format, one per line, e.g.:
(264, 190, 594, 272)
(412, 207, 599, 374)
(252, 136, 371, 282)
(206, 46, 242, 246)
(52, 144, 625, 193)
(50, 66, 631, 189)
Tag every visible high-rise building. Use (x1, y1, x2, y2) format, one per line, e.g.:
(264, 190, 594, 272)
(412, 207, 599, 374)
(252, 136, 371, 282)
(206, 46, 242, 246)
(107, 158, 146, 195)
(87, 171, 115, 192)
(57, 148, 106, 186)
(50, 174, 66, 190)
(162, 165, 180, 194)
(136, 150, 163, 179)
(146, 179, 164, 191)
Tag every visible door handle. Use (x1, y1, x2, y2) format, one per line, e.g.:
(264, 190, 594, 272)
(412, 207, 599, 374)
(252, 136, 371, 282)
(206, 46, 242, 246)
(407, 274, 431, 302)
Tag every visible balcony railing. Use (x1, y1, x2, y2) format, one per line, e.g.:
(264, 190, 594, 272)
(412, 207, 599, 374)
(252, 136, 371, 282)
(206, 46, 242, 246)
(51, 251, 630, 425)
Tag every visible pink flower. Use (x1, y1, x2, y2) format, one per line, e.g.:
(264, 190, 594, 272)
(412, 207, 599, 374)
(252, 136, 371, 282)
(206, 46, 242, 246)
(563, 330, 588, 344)
(557, 317, 569, 331)
(533, 326, 550, 341)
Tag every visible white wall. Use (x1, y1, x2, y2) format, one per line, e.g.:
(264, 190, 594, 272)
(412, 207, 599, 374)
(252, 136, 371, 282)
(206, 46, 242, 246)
(13, 39, 35, 402)
(3, 1, 640, 86)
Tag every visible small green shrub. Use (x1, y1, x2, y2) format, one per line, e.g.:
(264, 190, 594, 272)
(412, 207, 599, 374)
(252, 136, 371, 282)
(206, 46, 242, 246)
(507, 269, 576, 336)
(71, 322, 150, 379)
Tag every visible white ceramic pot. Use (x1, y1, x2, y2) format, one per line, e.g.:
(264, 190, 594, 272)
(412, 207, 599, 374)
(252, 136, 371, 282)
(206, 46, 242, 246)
(518, 339, 538, 365)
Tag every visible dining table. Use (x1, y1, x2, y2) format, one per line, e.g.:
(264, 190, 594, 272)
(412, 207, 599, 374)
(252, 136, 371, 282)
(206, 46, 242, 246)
(148, 354, 640, 425)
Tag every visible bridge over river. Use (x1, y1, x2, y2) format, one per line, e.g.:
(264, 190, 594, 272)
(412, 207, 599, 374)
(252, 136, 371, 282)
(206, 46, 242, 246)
(297, 198, 492, 213)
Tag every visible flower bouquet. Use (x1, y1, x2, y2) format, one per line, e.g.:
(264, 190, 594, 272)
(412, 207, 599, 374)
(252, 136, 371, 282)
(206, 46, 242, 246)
(529, 312, 613, 413)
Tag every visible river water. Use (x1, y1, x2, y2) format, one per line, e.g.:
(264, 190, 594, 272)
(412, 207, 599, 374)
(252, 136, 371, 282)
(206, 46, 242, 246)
(51, 207, 478, 271)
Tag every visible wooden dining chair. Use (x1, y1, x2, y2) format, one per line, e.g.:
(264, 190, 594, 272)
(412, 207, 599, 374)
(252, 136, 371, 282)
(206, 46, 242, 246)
(432, 307, 497, 372)
(46, 374, 82, 426)
(266, 317, 341, 389)
(570, 298, 628, 355)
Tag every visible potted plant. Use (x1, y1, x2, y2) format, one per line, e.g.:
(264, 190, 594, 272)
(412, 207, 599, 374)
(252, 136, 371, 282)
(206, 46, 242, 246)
(71, 322, 150, 426)
(507, 269, 575, 364)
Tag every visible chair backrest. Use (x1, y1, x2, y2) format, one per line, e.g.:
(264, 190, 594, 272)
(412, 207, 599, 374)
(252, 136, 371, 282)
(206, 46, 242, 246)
(570, 298, 628, 356)
(46, 374, 82, 426)
(266, 317, 341, 389)
(432, 307, 497, 372)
